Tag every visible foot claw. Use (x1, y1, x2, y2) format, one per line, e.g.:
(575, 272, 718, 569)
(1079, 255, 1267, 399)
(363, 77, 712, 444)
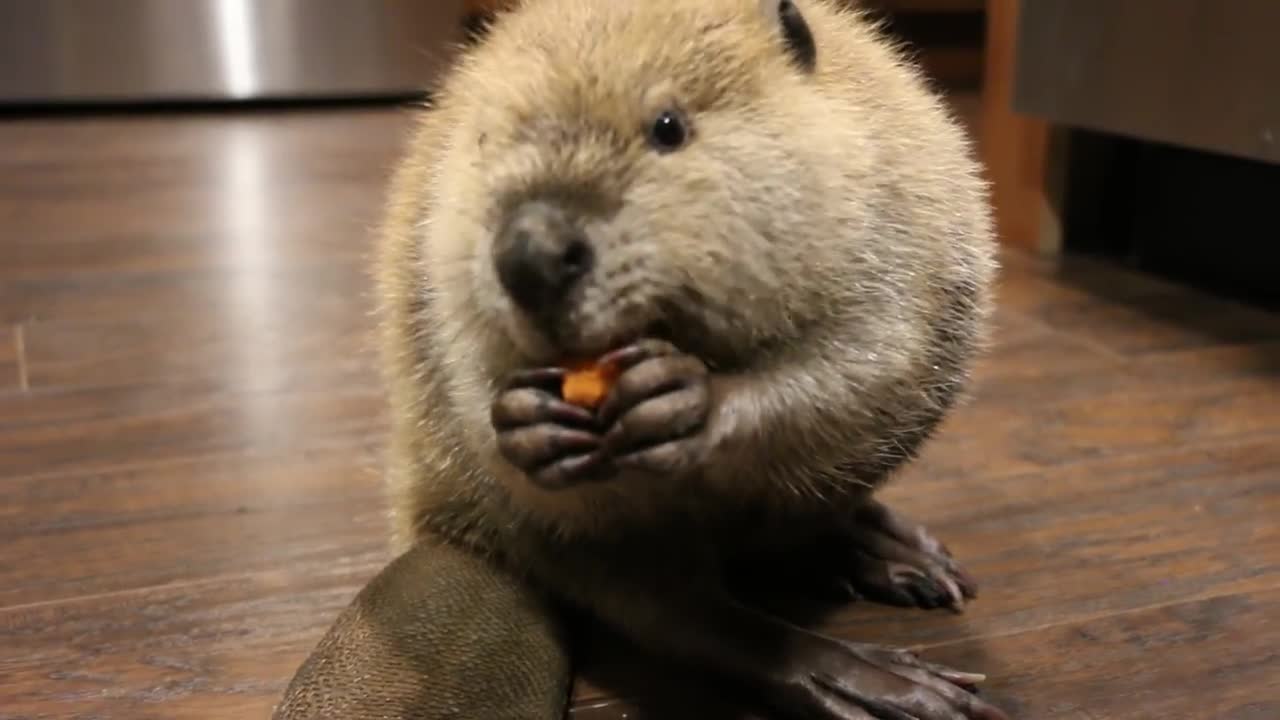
(783, 637, 1008, 720)
(906, 576, 949, 610)
(836, 500, 976, 613)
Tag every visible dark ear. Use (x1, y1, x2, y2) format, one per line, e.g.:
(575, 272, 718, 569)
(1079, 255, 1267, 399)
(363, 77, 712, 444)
(460, 10, 496, 47)
(759, 0, 816, 72)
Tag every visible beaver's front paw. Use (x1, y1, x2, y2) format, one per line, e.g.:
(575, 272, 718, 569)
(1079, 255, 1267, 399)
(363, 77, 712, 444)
(595, 339, 712, 476)
(492, 367, 607, 489)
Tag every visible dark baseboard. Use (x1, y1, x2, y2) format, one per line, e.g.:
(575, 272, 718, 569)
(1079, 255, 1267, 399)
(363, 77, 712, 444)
(1061, 129, 1280, 311)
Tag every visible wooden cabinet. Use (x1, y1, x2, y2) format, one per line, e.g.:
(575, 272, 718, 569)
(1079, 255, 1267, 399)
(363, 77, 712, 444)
(1012, 0, 1280, 167)
(980, 0, 1280, 252)
(979, 0, 1279, 307)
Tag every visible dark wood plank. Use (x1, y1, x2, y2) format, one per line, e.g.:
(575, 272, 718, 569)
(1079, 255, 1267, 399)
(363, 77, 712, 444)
(917, 338, 1280, 482)
(997, 269, 1280, 357)
(0, 324, 22, 392)
(972, 306, 1124, 384)
(4, 94, 1280, 720)
(1, 207, 370, 281)
(571, 587, 1280, 719)
(969, 335, 1280, 413)
(3, 434, 1274, 720)
(0, 108, 413, 282)
(922, 381, 1280, 484)
(920, 591, 1280, 720)
(0, 566, 378, 720)
(569, 433, 1280, 703)
(1034, 290, 1280, 357)
(0, 447, 389, 608)
(0, 381, 386, 478)
(843, 436, 1280, 637)
(19, 272, 377, 393)
(0, 259, 370, 326)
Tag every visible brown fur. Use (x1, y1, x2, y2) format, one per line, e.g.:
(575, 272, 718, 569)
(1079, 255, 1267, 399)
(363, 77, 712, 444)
(374, 0, 995, 654)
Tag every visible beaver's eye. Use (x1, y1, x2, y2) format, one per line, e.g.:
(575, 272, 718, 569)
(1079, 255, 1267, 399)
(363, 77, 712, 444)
(647, 109, 688, 152)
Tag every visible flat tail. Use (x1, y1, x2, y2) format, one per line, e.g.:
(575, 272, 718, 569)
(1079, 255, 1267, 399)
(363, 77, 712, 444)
(272, 537, 573, 720)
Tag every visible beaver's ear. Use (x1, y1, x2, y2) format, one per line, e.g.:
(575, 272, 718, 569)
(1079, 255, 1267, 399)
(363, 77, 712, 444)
(758, 0, 816, 72)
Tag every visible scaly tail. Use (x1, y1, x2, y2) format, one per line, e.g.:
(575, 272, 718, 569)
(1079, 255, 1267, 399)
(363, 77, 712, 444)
(272, 537, 573, 720)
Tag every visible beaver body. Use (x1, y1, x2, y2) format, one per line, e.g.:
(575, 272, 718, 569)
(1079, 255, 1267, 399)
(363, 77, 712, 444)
(276, 2, 1007, 718)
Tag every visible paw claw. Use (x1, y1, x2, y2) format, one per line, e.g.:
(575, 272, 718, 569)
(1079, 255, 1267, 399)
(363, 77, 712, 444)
(528, 450, 608, 489)
(598, 338, 680, 372)
(493, 367, 609, 487)
(502, 366, 566, 391)
(594, 340, 710, 476)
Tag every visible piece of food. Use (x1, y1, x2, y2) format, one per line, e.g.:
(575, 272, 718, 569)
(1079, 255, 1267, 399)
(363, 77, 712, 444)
(561, 359, 619, 409)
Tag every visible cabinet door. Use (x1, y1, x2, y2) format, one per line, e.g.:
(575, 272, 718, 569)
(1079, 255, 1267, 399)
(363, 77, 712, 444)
(1012, 0, 1280, 166)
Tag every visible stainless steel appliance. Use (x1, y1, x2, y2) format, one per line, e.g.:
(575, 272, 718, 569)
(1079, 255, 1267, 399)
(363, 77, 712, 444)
(0, 0, 468, 104)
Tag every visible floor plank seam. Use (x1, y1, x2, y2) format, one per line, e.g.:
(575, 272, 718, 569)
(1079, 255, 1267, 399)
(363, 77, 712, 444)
(0, 432, 387, 484)
(903, 581, 1280, 652)
(5, 416, 1273, 489)
(994, 307, 1132, 362)
(12, 374, 384, 402)
(0, 492, 391, 541)
(14, 323, 29, 392)
(0, 560, 388, 616)
(2, 376, 384, 409)
(919, 427, 1280, 485)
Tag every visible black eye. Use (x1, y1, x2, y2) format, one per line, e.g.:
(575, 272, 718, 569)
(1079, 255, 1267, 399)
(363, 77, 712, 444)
(648, 109, 688, 152)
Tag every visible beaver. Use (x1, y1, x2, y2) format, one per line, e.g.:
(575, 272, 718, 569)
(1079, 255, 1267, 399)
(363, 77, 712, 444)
(273, 1, 1006, 718)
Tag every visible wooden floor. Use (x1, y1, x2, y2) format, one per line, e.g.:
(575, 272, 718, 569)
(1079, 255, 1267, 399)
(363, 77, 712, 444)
(2, 96, 1278, 720)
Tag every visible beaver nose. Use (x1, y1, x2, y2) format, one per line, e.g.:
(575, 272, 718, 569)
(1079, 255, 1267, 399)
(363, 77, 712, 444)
(493, 200, 594, 311)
